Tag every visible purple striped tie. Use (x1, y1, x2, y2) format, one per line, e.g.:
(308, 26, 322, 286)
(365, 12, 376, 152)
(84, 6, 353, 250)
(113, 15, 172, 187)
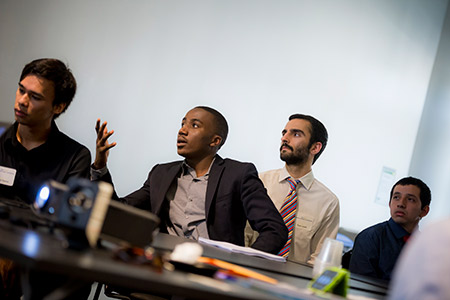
(278, 177, 300, 258)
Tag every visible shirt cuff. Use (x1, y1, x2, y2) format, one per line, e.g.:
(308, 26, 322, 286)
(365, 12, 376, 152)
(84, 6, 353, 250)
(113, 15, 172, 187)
(91, 164, 108, 180)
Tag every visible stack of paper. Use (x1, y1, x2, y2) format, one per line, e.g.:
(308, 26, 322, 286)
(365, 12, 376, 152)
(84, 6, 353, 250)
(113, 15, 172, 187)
(198, 237, 286, 262)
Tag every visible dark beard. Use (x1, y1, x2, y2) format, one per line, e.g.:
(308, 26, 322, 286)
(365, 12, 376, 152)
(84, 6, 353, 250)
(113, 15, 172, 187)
(280, 143, 309, 165)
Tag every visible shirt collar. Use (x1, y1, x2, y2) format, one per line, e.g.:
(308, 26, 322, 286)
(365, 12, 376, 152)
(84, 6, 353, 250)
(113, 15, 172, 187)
(4, 122, 17, 147)
(278, 165, 315, 190)
(388, 218, 410, 239)
(9, 121, 60, 149)
(181, 156, 216, 178)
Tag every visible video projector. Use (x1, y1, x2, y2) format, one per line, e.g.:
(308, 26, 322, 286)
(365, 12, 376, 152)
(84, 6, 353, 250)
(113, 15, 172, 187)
(33, 178, 160, 248)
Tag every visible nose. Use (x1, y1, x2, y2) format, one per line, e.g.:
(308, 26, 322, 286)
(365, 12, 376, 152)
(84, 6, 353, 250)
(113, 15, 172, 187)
(178, 124, 188, 136)
(17, 92, 29, 107)
(281, 132, 288, 144)
(397, 197, 406, 208)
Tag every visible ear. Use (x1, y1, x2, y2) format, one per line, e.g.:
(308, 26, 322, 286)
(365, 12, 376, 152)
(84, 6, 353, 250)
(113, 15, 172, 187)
(309, 142, 322, 156)
(210, 135, 222, 148)
(53, 102, 67, 115)
(419, 205, 430, 218)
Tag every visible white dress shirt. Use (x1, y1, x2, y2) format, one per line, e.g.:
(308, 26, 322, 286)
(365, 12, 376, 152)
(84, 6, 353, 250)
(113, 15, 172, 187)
(246, 166, 340, 264)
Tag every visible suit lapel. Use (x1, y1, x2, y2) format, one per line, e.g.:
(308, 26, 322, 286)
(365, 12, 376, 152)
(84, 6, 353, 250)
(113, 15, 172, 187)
(205, 155, 224, 219)
(153, 162, 182, 214)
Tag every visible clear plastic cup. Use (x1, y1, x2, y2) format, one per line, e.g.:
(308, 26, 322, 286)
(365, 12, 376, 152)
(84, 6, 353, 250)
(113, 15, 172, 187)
(312, 238, 344, 277)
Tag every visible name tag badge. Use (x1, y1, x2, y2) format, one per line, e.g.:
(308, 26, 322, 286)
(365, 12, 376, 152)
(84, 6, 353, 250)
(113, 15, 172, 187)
(297, 215, 313, 231)
(0, 166, 16, 186)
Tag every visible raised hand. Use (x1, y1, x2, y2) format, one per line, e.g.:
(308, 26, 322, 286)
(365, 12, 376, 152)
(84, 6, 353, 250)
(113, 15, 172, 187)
(93, 118, 117, 169)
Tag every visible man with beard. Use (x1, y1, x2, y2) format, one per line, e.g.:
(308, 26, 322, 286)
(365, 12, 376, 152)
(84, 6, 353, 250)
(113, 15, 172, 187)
(246, 114, 339, 265)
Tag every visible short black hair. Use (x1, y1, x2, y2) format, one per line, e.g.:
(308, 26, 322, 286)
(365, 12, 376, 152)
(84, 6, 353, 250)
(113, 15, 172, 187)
(390, 176, 431, 209)
(20, 58, 77, 119)
(288, 114, 328, 164)
(195, 106, 228, 149)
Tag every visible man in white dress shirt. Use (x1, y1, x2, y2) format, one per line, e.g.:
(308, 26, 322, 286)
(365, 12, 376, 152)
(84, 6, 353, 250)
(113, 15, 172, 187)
(246, 114, 339, 265)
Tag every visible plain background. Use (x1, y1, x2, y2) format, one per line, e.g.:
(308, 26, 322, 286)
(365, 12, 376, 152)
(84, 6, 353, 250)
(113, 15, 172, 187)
(1, 0, 449, 234)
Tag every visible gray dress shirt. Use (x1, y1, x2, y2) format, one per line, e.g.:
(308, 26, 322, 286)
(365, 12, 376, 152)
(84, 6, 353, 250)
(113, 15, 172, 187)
(166, 161, 212, 239)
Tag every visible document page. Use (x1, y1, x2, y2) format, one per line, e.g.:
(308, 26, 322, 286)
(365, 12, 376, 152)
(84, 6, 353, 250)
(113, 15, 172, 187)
(198, 237, 286, 262)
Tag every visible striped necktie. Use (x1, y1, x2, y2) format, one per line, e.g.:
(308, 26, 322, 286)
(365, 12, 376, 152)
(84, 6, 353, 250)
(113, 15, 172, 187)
(278, 177, 300, 258)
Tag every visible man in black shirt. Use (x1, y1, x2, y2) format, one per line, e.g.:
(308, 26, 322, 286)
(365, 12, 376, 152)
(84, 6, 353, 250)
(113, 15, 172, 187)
(0, 59, 90, 204)
(0, 58, 91, 299)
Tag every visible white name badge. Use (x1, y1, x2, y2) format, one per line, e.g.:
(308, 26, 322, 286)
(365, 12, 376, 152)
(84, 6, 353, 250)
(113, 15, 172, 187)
(0, 166, 16, 186)
(296, 215, 313, 231)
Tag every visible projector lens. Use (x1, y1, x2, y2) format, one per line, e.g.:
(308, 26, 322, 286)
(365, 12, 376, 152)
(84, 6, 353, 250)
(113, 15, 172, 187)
(35, 185, 50, 209)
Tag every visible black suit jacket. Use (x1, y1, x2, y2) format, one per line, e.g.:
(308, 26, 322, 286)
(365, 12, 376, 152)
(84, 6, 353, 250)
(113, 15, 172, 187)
(102, 155, 287, 254)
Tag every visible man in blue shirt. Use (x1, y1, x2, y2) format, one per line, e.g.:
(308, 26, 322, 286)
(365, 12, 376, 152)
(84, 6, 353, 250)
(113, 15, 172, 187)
(349, 176, 431, 281)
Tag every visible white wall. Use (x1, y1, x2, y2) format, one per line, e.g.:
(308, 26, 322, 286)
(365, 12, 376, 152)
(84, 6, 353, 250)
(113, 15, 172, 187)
(0, 0, 448, 232)
(410, 2, 450, 226)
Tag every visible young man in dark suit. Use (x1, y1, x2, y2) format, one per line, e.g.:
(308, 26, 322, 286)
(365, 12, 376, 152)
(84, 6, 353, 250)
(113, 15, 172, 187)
(92, 106, 287, 254)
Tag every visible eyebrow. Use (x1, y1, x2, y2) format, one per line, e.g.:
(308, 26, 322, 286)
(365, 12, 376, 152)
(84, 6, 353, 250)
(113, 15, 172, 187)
(393, 192, 418, 198)
(18, 82, 44, 99)
(282, 128, 305, 135)
(291, 129, 305, 135)
(182, 117, 204, 124)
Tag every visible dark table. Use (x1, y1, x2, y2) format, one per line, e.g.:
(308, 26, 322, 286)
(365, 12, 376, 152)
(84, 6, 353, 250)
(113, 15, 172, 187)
(151, 233, 388, 299)
(0, 198, 386, 299)
(0, 218, 323, 300)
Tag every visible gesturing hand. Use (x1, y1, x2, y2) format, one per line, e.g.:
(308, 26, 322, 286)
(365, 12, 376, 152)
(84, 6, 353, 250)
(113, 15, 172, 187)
(93, 118, 117, 169)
